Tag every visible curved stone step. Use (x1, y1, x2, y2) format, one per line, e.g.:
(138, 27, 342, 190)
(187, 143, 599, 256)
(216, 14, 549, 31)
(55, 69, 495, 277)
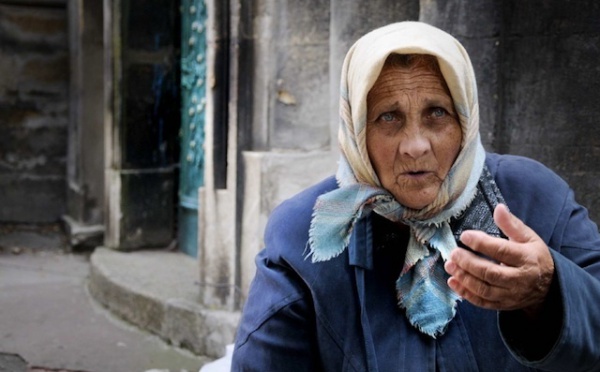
(88, 247, 240, 359)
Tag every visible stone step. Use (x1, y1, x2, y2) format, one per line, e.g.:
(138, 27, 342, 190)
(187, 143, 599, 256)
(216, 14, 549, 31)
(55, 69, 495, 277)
(88, 247, 240, 359)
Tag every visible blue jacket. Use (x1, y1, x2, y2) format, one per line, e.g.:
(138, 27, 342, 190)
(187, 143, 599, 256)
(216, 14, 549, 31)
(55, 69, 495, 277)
(232, 154, 600, 371)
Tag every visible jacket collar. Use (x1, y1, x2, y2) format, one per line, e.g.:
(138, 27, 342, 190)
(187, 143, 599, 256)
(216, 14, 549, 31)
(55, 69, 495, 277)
(348, 213, 375, 270)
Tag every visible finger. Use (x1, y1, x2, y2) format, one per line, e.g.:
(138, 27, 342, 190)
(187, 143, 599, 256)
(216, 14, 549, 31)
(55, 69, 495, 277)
(447, 276, 504, 310)
(459, 230, 524, 267)
(494, 204, 535, 244)
(446, 261, 512, 300)
(446, 247, 515, 289)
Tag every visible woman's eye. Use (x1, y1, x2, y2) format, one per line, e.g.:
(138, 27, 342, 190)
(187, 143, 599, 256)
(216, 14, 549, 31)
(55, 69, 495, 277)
(379, 112, 396, 122)
(431, 107, 446, 118)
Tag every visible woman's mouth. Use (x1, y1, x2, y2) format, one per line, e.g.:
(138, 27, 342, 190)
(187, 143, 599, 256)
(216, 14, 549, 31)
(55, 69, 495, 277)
(404, 170, 432, 177)
(400, 170, 435, 183)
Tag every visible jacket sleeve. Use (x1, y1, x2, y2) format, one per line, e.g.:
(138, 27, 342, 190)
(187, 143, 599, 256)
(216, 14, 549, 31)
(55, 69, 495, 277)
(231, 248, 321, 371)
(499, 187, 600, 371)
(232, 178, 340, 371)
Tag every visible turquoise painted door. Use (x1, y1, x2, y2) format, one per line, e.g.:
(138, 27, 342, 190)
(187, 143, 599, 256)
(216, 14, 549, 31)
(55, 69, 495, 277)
(179, 0, 207, 256)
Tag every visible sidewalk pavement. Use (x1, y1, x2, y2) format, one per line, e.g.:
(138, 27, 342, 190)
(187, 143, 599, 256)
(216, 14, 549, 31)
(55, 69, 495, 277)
(0, 239, 238, 372)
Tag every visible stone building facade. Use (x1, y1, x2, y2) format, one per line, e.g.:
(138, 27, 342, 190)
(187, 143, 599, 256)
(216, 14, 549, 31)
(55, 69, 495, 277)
(1, 0, 600, 317)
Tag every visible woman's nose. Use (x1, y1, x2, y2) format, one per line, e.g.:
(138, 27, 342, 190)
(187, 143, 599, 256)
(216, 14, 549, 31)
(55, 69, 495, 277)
(398, 122, 430, 159)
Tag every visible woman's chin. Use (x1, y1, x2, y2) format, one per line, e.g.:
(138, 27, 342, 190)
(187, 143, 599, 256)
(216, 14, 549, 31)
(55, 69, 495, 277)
(389, 184, 439, 210)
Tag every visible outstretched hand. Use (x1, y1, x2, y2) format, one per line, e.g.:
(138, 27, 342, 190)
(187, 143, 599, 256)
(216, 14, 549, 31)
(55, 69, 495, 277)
(444, 204, 555, 317)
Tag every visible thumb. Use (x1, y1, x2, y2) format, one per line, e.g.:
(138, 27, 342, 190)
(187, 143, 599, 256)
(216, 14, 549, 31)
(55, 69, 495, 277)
(493, 204, 532, 243)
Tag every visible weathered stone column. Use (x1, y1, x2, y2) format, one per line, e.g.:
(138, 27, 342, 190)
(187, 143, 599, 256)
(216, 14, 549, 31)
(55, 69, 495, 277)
(199, 0, 238, 310)
(103, 0, 180, 250)
(329, 0, 419, 153)
(64, 0, 105, 246)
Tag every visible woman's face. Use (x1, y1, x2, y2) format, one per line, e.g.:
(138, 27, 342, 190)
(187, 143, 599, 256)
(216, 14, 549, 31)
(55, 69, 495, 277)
(366, 60, 462, 210)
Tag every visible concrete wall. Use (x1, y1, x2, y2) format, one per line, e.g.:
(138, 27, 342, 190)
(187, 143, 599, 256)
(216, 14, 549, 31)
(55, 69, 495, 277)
(267, 0, 331, 151)
(501, 1, 600, 223)
(0, 2, 69, 223)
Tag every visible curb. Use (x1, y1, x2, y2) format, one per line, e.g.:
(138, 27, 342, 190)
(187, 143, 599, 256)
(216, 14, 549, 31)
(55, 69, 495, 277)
(88, 247, 240, 359)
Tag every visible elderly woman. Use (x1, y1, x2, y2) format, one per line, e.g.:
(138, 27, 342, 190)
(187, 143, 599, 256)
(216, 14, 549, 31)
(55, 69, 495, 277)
(231, 22, 600, 371)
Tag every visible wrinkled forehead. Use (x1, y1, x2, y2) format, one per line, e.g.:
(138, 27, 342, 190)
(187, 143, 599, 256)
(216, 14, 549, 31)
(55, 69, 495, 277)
(367, 56, 454, 111)
(381, 54, 441, 73)
(344, 22, 477, 136)
(375, 53, 451, 92)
